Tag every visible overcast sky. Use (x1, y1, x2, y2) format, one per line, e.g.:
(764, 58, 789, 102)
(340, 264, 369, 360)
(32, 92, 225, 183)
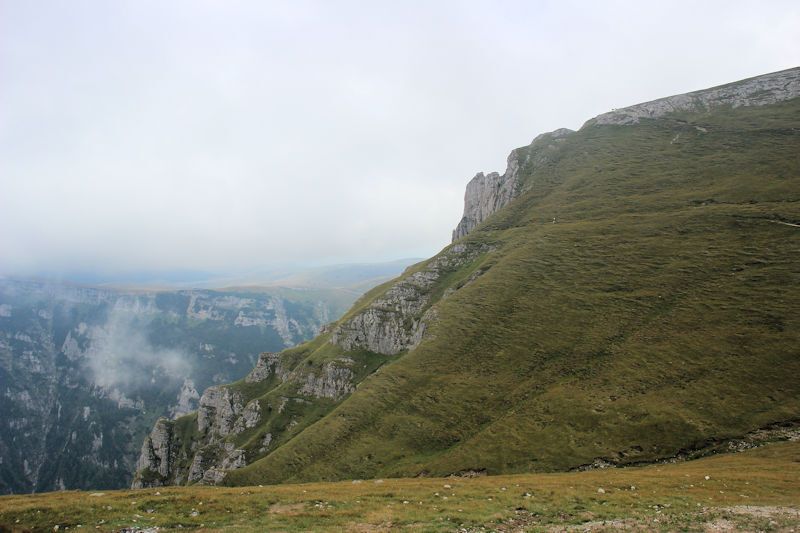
(1, 0, 798, 278)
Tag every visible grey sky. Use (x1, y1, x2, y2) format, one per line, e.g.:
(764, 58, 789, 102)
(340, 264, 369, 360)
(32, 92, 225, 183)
(2, 0, 798, 276)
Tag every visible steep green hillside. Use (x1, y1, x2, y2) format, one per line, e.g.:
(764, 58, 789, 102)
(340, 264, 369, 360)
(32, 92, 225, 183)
(134, 69, 800, 489)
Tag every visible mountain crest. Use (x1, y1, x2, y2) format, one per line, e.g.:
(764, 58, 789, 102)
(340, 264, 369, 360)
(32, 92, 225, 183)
(452, 127, 573, 241)
(586, 66, 800, 126)
(132, 67, 800, 490)
(451, 67, 799, 242)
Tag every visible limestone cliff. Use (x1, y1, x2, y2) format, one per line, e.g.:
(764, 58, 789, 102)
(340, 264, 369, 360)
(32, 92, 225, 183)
(245, 351, 291, 383)
(197, 386, 245, 437)
(330, 242, 492, 355)
(132, 240, 497, 487)
(452, 67, 800, 243)
(452, 128, 573, 241)
(586, 66, 800, 126)
(132, 349, 365, 487)
(0, 277, 358, 494)
(131, 420, 175, 488)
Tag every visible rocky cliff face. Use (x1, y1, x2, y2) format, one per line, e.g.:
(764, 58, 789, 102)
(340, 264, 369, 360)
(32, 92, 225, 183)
(197, 386, 245, 437)
(132, 348, 364, 486)
(298, 360, 356, 399)
(452, 128, 573, 241)
(244, 352, 290, 383)
(587, 67, 800, 126)
(330, 242, 493, 354)
(451, 68, 800, 243)
(0, 279, 358, 494)
(132, 238, 498, 487)
(452, 170, 517, 241)
(133, 419, 175, 487)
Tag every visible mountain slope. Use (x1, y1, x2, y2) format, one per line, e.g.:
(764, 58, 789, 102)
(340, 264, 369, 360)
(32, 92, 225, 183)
(0, 281, 362, 494)
(6, 441, 800, 532)
(134, 67, 800, 488)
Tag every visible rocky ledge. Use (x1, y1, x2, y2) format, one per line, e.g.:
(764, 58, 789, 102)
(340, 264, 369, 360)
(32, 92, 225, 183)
(330, 242, 494, 355)
(586, 67, 800, 126)
(131, 419, 175, 489)
(452, 128, 573, 242)
(132, 349, 359, 488)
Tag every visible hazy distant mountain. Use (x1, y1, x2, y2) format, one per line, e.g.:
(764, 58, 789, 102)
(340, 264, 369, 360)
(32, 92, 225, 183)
(133, 67, 800, 488)
(254, 259, 423, 290)
(16, 259, 423, 293)
(0, 259, 416, 493)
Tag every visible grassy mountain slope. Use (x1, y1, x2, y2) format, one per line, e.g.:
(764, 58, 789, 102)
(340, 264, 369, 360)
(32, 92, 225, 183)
(221, 94, 800, 485)
(133, 71, 799, 491)
(4, 440, 800, 531)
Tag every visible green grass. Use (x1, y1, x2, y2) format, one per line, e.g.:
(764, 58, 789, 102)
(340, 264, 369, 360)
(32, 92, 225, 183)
(216, 98, 800, 486)
(136, 95, 800, 492)
(2, 441, 799, 531)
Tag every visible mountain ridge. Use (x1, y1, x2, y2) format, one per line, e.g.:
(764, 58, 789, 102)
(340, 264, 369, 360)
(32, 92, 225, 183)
(452, 67, 800, 245)
(588, 66, 800, 126)
(133, 66, 800, 489)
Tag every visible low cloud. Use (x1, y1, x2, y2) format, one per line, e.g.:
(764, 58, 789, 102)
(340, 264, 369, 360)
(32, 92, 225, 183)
(81, 303, 191, 392)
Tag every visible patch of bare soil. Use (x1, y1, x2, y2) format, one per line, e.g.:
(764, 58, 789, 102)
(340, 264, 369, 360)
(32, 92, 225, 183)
(268, 502, 307, 515)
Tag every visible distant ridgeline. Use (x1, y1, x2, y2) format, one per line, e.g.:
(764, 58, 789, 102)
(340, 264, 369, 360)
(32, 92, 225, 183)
(134, 68, 800, 488)
(0, 280, 362, 494)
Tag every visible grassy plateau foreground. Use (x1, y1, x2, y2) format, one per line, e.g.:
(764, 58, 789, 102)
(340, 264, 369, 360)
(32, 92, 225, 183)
(1, 441, 799, 531)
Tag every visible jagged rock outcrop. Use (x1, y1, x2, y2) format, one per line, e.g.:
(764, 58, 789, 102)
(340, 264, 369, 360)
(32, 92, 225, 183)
(299, 359, 356, 399)
(133, 386, 255, 488)
(0, 277, 360, 494)
(587, 66, 800, 126)
(245, 352, 290, 383)
(187, 442, 248, 485)
(452, 170, 517, 241)
(197, 386, 244, 438)
(330, 242, 493, 355)
(170, 379, 200, 418)
(452, 128, 573, 241)
(132, 347, 364, 487)
(131, 419, 175, 489)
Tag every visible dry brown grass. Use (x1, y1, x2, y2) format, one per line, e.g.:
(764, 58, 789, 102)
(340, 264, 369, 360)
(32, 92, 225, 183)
(1, 441, 798, 531)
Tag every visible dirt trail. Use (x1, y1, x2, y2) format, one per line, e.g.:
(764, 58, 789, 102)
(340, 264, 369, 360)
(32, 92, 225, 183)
(768, 220, 800, 228)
